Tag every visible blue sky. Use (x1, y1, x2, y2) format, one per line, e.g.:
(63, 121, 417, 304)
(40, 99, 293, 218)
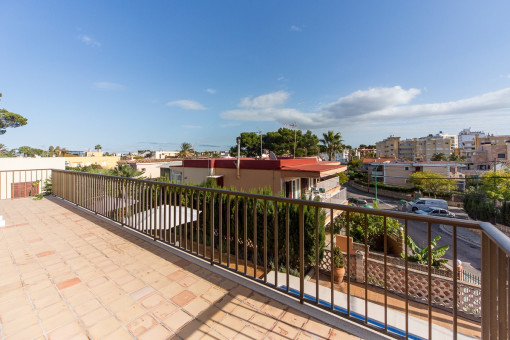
(2, 1, 510, 153)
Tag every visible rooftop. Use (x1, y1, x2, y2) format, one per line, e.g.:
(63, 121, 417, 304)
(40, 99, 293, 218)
(0, 198, 360, 339)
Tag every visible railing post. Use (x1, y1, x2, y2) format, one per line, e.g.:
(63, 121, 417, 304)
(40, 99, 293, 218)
(481, 233, 490, 339)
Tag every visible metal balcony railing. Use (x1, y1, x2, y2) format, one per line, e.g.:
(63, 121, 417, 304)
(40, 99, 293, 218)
(51, 170, 509, 339)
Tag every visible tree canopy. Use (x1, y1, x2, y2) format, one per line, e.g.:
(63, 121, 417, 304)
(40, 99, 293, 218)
(179, 142, 195, 158)
(0, 94, 28, 135)
(408, 171, 455, 197)
(230, 128, 321, 157)
(481, 170, 510, 201)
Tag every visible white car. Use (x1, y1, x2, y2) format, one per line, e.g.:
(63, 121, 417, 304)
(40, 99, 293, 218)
(415, 207, 456, 218)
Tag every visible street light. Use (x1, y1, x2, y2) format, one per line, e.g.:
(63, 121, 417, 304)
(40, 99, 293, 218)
(374, 161, 390, 207)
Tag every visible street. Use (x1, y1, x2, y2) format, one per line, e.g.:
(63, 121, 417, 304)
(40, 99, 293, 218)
(345, 184, 481, 276)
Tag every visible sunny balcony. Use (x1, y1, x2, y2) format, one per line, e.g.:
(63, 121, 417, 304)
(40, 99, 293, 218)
(1, 169, 509, 339)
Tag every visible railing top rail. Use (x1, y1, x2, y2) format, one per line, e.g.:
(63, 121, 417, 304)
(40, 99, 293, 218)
(479, 222, 510, 256)
(0, 169, 54, 172)
(52, 169, 482, 230)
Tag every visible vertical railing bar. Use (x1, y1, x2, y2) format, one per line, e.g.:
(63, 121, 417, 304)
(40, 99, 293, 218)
(179, 188, 183, 249)
(427, 221, 432, 340)
(383, 216, 388, 332)
(330, 208, 335, 311)
(274, 199, 278, 289)
(164, 185, 168, 243)
(210, 192, 214, 263)
(346, 210, 350, 316)
(184, 188, 188, 250)
(405, 219, 409, 340)
(227, 194, 231, 267)
(364, 213, 368, 325)
(263, 200, 267, 283)
(481, 233, 490, 340)
(299, 204, 304, 304)
(218, 193, 222, 262)
(286, 203, 290, 292)
(190, 190, 194, 252)
(452, 225, 458, 340)
(489, 238, 498, 339)
(235, 196, 239, 271)
(253, 198, 257, 279)
(202, 190, 206, 258)
(244, 198, 248, 275)
(315, 206, 319, 304)
(174, 189, 178, 245)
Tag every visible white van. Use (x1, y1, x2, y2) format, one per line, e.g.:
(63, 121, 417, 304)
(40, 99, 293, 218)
(410, 198, 448, 212)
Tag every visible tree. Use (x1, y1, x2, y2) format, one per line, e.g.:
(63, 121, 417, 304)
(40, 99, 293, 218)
(431, 153, 447, 161)
(179, 142, 194, 158)
(408, 171, 455, 198)
(319, 131, 344, 161)
(481, 170, 510, 201)
(337, 172, 349, 186)
(95, 144, 102, 152)
(0, 93, 28, 135)
(448, 153, 460, 161)
(112, 164, 144, 178)
(401, 232, 449, 268)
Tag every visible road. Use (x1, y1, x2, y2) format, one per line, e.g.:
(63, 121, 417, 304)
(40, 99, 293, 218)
(345, 184, 481, 275)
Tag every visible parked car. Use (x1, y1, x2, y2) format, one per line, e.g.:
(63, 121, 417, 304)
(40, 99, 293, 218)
(348, 197, 368, 206)
(347, 197, 373, 208)
(409, 198, 448, 212)
(415, 207, 456, 218)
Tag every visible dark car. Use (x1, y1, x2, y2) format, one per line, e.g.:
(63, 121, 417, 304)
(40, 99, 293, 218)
(348, 197, 368, 206)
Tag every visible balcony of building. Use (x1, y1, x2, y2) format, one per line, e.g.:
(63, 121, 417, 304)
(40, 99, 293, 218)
(1, 169, 509, 339)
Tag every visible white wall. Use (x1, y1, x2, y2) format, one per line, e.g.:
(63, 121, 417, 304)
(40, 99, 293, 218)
(0, 158, 65, 199)
(0, 157, 65, 171)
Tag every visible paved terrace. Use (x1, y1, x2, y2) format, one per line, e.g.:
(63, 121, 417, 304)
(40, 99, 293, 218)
(0, 198, 362, 340)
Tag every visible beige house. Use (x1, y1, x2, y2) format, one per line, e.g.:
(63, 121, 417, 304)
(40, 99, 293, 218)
(167, 158, 347, 199)
(369, 161, 464, 187)
(376, 132, 458, 161)
(472, 142, 510, 170)
(64, 152, 120, 169)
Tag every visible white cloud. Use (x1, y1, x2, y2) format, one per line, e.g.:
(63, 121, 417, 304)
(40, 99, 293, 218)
(167, 100, 206, 110)
(206, 88, 216, 94)
(221, 87, 510, 129)
(290, 25, 302, 32)
(80, 35, 100, 47)
(93, 82, 125, 91)
(239, 90, 290, 109)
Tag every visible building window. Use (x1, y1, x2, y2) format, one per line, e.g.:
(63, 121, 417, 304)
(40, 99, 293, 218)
(498, 153, 506, 158)
(405, 167, 409, 171)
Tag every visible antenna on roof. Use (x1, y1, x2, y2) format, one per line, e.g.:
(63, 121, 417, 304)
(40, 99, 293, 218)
(283, 122, 297, 158)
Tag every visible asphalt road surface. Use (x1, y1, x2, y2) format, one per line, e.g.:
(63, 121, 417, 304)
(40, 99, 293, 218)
(345, 184, 481, 276)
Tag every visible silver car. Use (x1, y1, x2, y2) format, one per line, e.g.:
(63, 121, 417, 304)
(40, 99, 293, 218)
(415, 207, 456, 218)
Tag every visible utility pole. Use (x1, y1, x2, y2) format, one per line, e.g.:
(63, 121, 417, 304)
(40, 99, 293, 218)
(258, 130, 263, 157)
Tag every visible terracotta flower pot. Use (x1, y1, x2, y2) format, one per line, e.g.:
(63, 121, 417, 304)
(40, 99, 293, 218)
(333, 267, 345, 283)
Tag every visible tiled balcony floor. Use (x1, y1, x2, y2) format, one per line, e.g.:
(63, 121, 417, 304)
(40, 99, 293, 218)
(0, 198, 360, 340)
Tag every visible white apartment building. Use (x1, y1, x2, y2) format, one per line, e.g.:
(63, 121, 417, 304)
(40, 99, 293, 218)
(458, 128, 486, 161)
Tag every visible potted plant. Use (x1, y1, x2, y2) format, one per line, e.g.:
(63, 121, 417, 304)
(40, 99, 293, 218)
(333, 246, 346, 283)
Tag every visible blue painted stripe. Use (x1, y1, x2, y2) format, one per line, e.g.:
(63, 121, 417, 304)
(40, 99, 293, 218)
(280, 286, 425, 340)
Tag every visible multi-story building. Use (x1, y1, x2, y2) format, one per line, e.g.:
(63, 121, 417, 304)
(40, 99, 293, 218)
(472, 140, 510, 170)
(458, 128, 486, 161)
(64, 151, 121, 169)
(376, 136, 400, 158)
(376, 132, 458, 161)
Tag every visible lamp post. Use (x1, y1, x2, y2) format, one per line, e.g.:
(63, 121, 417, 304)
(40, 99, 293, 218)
(373, 161, 390, 207)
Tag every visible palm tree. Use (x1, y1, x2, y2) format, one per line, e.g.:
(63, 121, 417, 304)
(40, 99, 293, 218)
(319, 131, 344, 161)
(95, 144, 102, 152)
(431, 153, 447, 161)
(112, 164, 144, 178)
(55, 146, 61, 156)
(179, 142, 194, 158)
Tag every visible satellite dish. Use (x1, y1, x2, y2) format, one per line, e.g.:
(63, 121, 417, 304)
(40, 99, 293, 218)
(269, 151, 277, 160)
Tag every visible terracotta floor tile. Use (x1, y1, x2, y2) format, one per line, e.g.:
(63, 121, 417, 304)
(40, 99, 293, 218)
(196, 305, 227, 328)
(47, 321, 84, 340)
(73, 298, 102, 316)
(127, 313, 158, 336)
(174, 320, 210, 340)
(139, 324, 174, 340)
(120, 278, 146, 294)
(178, 275, 198, 288)
(88, 316, 122, 339)
(201, 286, 227, 303)
(243, 292, 270, 310)
(183, 297, 211, 317)
(40, 310, 76, 333)
(140, 292, 166, 309)
(302, 318, 332, 339)
(115, 302, 146, 324)
(249, 312, 277, 334)
(80, 307, 111, 327)
(148, 300, 179, 320)
(171, 290, 196, 307)
(231, 303, 257, 322)
(163, 310, 193, 331)
(130, 285, 156, 301)
(6, 322, 44, 339)
(267, 321, 301, 340)
(236, 325, 266, 340)
(280, 308, 308, 329)
(86, 275, 108, 288)
(100, 325, 133, 340)
(160, 281, 185, 299)
(260, 299, 287, 319)
(56, 277, 81, 290)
